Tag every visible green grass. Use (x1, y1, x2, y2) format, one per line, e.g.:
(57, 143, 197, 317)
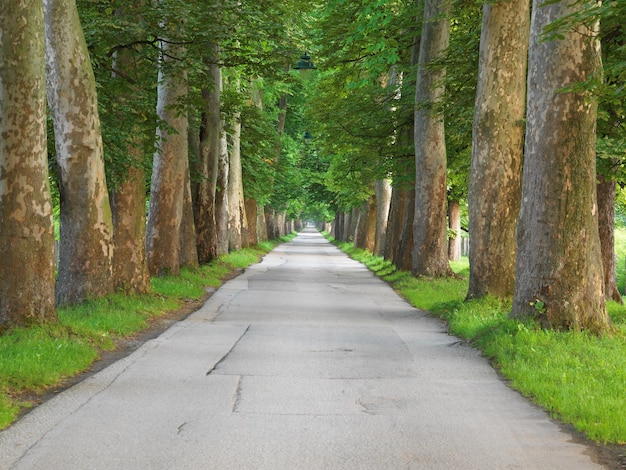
(328, 235, 626, 445)
(0, 237, 289, 430)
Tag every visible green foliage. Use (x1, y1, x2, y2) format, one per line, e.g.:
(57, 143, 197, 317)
(443, 2, 482, 201)
(306, 0, 420, 210)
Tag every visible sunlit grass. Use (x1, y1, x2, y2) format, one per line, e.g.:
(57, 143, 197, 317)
(330, 236, 626, 444)
(0, 237, 286, 430)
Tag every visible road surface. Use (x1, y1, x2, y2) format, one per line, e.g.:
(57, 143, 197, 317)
(0, 228, 605, 469)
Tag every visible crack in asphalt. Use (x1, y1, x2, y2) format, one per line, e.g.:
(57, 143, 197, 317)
(205, 325, 250, 376)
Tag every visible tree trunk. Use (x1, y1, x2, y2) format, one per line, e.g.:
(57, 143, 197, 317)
(215, 126, 230, 256)
(333, 212, 343, 241)
(179, 153, 198, 269)
(0, 0, 57, 329)
(356, 196, 377, 252)
(257, 203, 268, 242)
(374, 179, 392, 256)
(109, 9, 150, 295)
(510, 0, 611, 332)
(349, 208, 359, 243)
(44, 0, 114, 305)
(397, 186, 415, 271)
(228, 111, 247, 250)
(384, 187, 401, 263)
(245, 198, 258, 246)
(597, 175, 622, 303)
(146, 39, 188, 276)
(467, 0, 529, 299)
(277, 212, 287, 237)
(265, 208, 276, 240)
(111, 165, 150, 294)
(412, 0, 452, 277)
(448, 200, 462, 262)
(195, 49, 221, 263)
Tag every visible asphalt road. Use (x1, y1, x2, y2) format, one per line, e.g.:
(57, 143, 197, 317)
(0, 228, 606, 469)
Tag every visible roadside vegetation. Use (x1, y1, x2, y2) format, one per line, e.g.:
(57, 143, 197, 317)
(0, 238, 289, 430)
(328, 233, 626, 445)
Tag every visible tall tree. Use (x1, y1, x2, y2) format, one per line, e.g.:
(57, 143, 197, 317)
(195, 50, 221, 263)
(146, 36, 189, 276)
(0, 0, 57, 329)
(44, 0, 114, 305)
(510, 0, 611, 332)
(215, 117, 230, 255)
(412, 0, 452, 277)
(228, 109, 248, 250)
(466, 0, 530, 299)
(108, 5, 151, 294)
(111, 163, 150, 293)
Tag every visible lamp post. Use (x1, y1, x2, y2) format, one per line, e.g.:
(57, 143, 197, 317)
(293, 53, 317, 71)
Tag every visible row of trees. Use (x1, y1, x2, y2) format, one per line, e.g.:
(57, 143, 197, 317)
(0, 0, 317, 331)
(1, 0, 624, 334)
(312, 0, 624, 333)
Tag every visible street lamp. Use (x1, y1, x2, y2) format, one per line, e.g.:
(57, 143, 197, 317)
(294, 53, 317, 71)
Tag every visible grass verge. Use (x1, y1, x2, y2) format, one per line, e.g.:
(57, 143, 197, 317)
(0, 235, 294, 430)
(329, 235, 626, 445)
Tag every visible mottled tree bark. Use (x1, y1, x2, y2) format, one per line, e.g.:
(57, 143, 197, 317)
(597, 175, 622, 303)
(467, 0, 529, 299)
(412, 0, 452, 277)
(111, 165, 150, 294)
(146, 39, 188, 276)
(0, 0, 57, 329)
(511, 0, 611, 332)
(44, 0, 114, 305)
(109, 8, 150, 295)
